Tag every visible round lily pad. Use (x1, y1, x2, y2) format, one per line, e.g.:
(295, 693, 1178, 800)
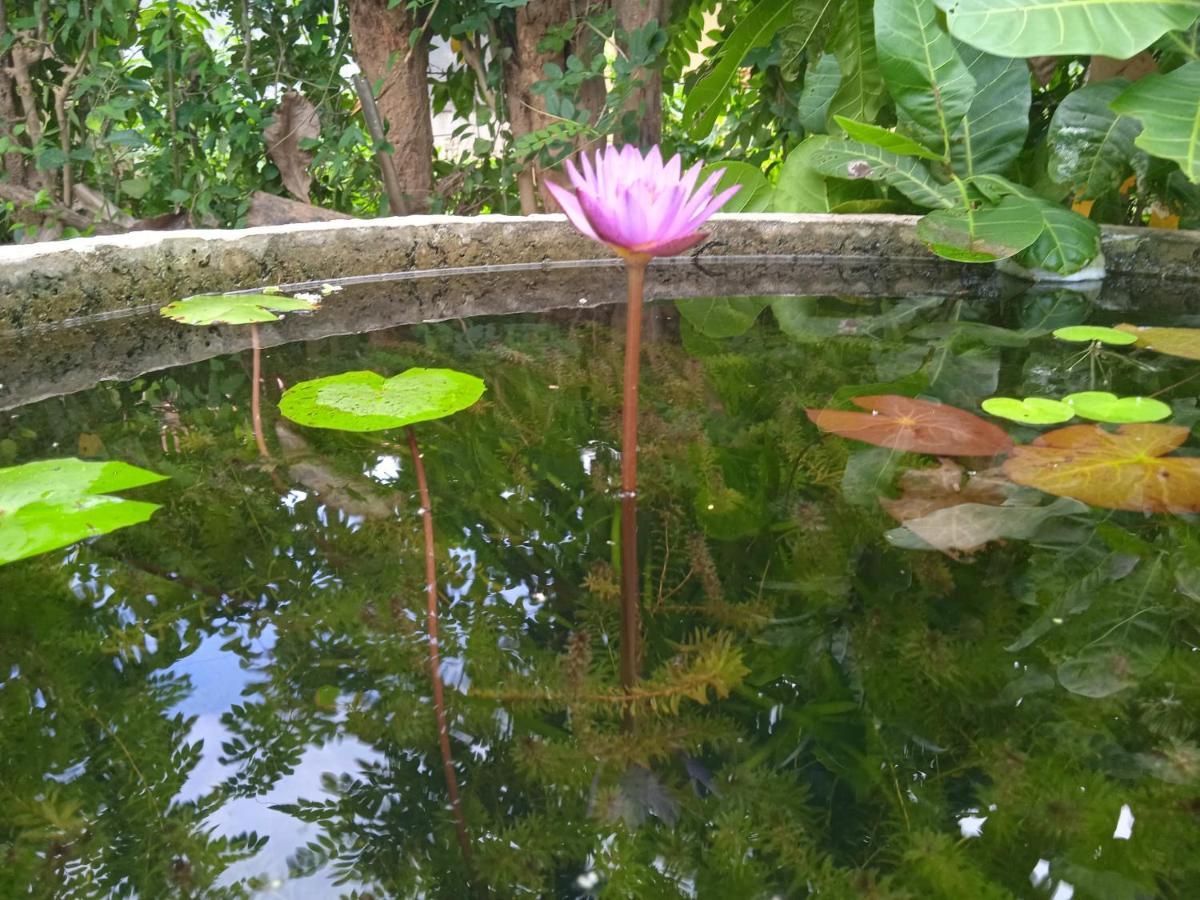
(279, 369, 486, 432)
(1051, 325, 1137, 346)
(1063, 391, 1172, 424)
(160, 292, 320, 325)
(981, 397, 1074, 425)
(0, 458, 167, 566)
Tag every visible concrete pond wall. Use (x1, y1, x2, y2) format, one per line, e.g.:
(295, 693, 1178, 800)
(1, 213, 1198, 409)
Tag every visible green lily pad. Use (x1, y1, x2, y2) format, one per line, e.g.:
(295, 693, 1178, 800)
(1051, 325, 1137, 346)
(279, 369, 486, 432)
(981, 397, 1074, 425)
(160, 292, 320, 325)
(0, 458, 167, 566)
(1064, 392, 1172, 424)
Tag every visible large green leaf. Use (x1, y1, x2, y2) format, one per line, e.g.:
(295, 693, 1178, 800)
(937, 0, 1200, 58)
(683, 0, 793, 139)
(810, 140, 952, 208)
(875, 0, 975, 157)
(0, 458, 166, 566)
(1111, 61, 1200, 183)
(1047, 80, 1142, 198)
(675, 297, 769, 338)
(160, 292, 320, 325)
(916, 194, 1045, 262)
(1015, 200, 1103, 274)
(279, 369, 486, 432)
(971, 176, 1103, 274)
(774, 136, 834, 211)
(833, 116, 943, 159)
(781, 0, 840, 77)
(700, 162, 772, 212)
(797, 52, 842, 134)
(826, 0, 884, 130)
(950, 43, 1032, 177)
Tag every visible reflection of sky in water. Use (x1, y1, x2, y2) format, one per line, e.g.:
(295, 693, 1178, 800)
(166, 625, 381, 896)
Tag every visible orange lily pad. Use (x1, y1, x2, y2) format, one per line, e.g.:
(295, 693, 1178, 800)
(1114, 323, 1200, 360)
(806, 395, 1013, 457)
(1004, 423, 1200, 514)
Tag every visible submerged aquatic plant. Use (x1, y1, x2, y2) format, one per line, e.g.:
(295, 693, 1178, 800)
(547, 144, 738, 692)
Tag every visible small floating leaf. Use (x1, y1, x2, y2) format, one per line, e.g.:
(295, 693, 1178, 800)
(1064, 392, 1171, 424)
(981, 397, 1074, 425)
(806, 395, 1013, 457)
(0, 458, 167, 566)
(1004, 424, 1200, 514)
(1051, 325, 1137, 345)
(1114, 323, 1200, 360)
(160, 292, 320, 325)
(279, 369, 485, 432)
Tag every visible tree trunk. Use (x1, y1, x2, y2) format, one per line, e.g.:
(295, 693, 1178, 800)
(615, 0, 665, 147)
(504, 0, 572, 214)
(348, 0, 434, 214)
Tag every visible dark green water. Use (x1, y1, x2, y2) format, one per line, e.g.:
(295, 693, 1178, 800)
(3, 287, 1200, 898)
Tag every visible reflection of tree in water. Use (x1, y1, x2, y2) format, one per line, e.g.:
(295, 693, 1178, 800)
(3, 297, 1200, 896)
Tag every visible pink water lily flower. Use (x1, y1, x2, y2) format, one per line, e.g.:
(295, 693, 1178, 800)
(546, 144, 740, 262)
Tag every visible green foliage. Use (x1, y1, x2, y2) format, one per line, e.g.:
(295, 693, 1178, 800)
(0, 458, 166, 565)
(279, 368, 486, 432)
(160, 292, 320, 326)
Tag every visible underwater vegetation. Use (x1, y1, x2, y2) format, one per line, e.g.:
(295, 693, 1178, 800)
(4, 283, 1200, 896)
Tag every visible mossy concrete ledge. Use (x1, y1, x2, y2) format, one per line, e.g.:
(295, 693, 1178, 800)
(1, 213, 1198, 330)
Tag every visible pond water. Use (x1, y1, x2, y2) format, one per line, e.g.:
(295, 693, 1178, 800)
(3, 271, 1200, 898)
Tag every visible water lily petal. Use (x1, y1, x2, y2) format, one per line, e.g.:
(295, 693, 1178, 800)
(641, 230, 707, 257)
(545, 181, 600, 240)
(577, 188, 626, 246)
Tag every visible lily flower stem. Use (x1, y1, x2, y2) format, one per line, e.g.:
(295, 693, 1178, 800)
(619, 258, 648, 694)
(249, 324, 271, 460)
(405, 426, 473, 867)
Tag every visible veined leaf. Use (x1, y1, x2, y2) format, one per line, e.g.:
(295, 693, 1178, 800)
(774, 136, 834, 211)
(916, 194, 1044, 262)
(160, 292, 320, 325)
(826, 0, 884, 130)
(1014, 200, 1102, 275)
(833, 116, 943, 159)
(1114, 322, 1200, 358)
(1111, 61, 1200, 183)
(806, 394, 1013, 456)
(951, 43, 1032, 177)
(810, 140, 952, 208)
(798, 53, 842, 134)
(279, 369, 486, 432)
(937, 0, 1200, 59)
(683, 0, 793, 139)
(781, 0, 840, 76)
(1047, 80, 1142, 199)
(0, 459, 166, 566)
(876, 0, 976, 156)
(701, 162, 772, 212)
(1004, 423, 1200, 513)
(675, 297, 768, 338)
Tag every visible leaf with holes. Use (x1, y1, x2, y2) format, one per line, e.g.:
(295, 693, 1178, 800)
(810, 140, 951, 208)
(937, 0, 1200, 59)
(1064, 392, 1172, 424)
(806, 394, 1013, 456)
(161, 293, 320, 326)
(1114, 323, 1200, 359)
(917, 194, 1045, 262)
(1004, 423, 1200, 513)
(279, 369, 486, 432)
(0, 459, 167, 566)
(982, 397, 1074, 425)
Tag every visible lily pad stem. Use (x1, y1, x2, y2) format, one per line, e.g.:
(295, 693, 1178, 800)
(250, 324, 271, 460)
(406, 425, 473, 865)
(620, 257, 648, 694)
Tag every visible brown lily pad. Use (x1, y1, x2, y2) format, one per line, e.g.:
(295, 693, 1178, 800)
(806, 395, 1013, 457)
(1004, 423, 1200, 514)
